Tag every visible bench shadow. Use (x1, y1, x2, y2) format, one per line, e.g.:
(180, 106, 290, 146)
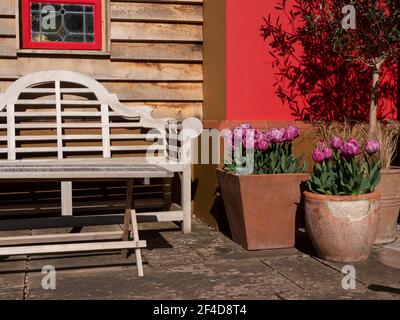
(0, 227, 179, 274)
(209, 186, 232, 238)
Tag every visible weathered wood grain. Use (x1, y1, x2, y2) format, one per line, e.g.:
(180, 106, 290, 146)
(111, 22, 202, 42)
(1, 82, 202, 107)
(0, 38, 16, 57)
(0, 0, 205, 119)
(126, 102, 203, 118)
(111, 2, 203, 23)
(112, 0, 202, 3)
(0, 58, 203, 81)
(111, 42, 203, 61)
(0, 18, 15, 36)
(102, 82, 203, 101)
(0, 0, 15, 17)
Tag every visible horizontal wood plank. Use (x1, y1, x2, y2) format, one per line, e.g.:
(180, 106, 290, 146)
(0, 80, 204, 100)
(0, 81, 12, 92)
(0, 0, 15, 17)
(0, 58, 203, 81)
(111, 42, 202, 61)
(111, 0, 202, 3)
(0, 0, 204, 119)
(126, 102, 203, 118)
(0, 82, 203, 118)
(0, 18, 15, 36)
(111, 21, 202, 42)
(102, 82, 203, 101)
(0, 171, 174, 179)
(111, 2, 203, 23)
(0, 231, 125, 246)
(0, 240, 147, 256)
(0, 37, 16, 57)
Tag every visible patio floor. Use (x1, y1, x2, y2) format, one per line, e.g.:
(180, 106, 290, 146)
(0, 219, 399, 300)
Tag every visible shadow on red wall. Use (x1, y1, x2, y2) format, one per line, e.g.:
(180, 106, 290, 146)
(260, 1, 398, 122)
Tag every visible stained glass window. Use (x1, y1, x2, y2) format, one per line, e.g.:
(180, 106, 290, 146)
(22, 0, 102, 50)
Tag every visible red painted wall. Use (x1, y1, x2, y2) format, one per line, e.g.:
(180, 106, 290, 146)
(226, 0, 398, 121)
(226, 0, 295, 121)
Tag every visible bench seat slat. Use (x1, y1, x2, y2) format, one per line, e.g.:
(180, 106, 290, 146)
(0, 161, 175, 179)
(0, 134, 164, 141)
(0, 171, 174, 179)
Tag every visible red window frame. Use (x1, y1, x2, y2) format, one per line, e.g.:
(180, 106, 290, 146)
(22, 0, 102, 50)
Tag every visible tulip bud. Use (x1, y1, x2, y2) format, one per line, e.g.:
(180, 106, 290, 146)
(365, 140, 380, 154)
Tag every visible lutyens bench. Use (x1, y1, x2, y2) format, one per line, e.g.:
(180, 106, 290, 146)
(0, 70, 202, 277)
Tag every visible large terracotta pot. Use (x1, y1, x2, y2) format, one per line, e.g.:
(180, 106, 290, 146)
(216, 169, 308, 250)
(304, 191, 380, 262)
(375, 167, 400, 244)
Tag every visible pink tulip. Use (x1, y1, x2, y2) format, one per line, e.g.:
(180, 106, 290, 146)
(331, 136, 343, 150)
(341, 138, 361, 158)
(312, 148, 325, 163)
(254, 129, 262, 140)
(266, 128, 286, 143)
(365, 140, 380, 154)
(323, 147, 333, 159)
(284, 125, 300, 142)
(257, 138, 270, 151)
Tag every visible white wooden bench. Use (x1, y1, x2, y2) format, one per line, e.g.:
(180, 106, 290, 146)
(0, 70, 202, 277)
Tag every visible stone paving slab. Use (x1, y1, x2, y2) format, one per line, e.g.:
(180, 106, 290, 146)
(0, 230, 30, 300)
(315, 253, 400, 297)
(0, 273, 25, 300)
(25, 259, 301, 300)
(158, 221, 305, 262)
(0, 258, 26, 300)
(262, 255, 396, 300)
(1, 220, 400, 300)
(377, 239, 400, 271)
(0, 255, 26, 300)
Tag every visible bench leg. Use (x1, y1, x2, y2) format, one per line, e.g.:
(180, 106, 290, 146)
(130, 209, 144, 277)
(122, 179, 134, 258)
(122, 209, 131, 258)
(122, 208, 144, 277)
(181, 167, 192, 234)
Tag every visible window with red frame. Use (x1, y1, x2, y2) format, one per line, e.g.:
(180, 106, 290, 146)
(22, 0, 102, 50)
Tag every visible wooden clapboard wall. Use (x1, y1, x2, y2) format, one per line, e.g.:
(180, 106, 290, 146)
(0, 0, 202, 223)
(0, 0, 204, 119)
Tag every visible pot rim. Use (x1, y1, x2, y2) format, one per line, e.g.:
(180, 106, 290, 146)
(381, 166, 400, 174)
(303, 190, 380, 202)
(215, 167, 309, 177)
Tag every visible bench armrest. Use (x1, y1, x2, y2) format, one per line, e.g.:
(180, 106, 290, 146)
(166, 117, 202, 164)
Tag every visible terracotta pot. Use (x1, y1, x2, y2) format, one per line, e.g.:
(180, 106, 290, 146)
(216, 169, 308, 250)
(375, 167, 400, 244)
(304, 191, 380, 263)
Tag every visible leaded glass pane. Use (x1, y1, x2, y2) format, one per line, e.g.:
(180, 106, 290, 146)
(30, 2, 95, 43)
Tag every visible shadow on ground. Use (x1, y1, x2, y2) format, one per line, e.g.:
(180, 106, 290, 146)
(0, 220, 399, 300)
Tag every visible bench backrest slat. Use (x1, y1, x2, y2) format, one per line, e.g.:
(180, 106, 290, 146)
(0, 70, 175, 162)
